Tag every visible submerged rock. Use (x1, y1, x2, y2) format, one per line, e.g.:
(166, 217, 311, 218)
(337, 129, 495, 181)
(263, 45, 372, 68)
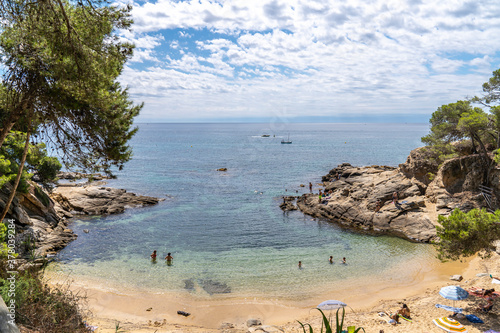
(198, 279, 231, 295)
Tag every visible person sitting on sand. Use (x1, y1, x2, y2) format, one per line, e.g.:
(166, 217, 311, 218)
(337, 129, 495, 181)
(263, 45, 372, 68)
(151, 250, 157, 260)
(329, 256, 334, 264)
(165, 252, 173, 263)
(397, 304, 411, 319)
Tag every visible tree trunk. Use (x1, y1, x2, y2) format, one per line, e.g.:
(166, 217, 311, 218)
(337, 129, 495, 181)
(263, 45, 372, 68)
(0, 113, 32, 222)
(0, 120, 16, 149)
(0, 108, 23, 149)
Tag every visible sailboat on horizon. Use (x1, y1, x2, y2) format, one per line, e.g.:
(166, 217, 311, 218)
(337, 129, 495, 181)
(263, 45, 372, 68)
(281, 134, 292, 144)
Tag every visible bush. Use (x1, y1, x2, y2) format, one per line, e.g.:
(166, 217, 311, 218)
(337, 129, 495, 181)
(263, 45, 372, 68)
(0, 270, 89, 333)
(298, 308, 365, 333)
(435, 208, 500, 261)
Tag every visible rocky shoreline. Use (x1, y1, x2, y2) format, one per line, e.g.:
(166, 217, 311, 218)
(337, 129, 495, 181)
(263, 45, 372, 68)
(0, 174, 162, 263)
(285, 147, 500, 243)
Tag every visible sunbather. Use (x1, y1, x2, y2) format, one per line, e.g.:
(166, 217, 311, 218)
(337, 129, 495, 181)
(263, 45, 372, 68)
(397, 303, 411, 319)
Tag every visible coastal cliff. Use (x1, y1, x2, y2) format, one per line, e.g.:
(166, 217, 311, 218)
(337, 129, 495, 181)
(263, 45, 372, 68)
(295, 147, 500, 242)
(0, 176, 161, 260)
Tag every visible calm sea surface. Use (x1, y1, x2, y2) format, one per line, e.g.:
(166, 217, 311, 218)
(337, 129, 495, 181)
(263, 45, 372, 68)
(52, 123, 435, 300)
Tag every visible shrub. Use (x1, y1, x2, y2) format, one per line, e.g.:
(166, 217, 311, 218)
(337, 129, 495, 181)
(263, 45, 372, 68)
(298, 308, 365, 333)
(0, 270, 89, 333)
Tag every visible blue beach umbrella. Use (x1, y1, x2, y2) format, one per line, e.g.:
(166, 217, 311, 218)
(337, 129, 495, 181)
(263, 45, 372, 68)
(439, 286, 468, 308)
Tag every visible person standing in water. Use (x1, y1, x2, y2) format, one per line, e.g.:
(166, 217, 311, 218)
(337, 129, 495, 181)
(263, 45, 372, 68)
(165, 252, 173, 265)
(298, 261, 302, 269)
(342, 257, 346, 264)
(329, 256, 334, 264)
(151, 250, 157, 261)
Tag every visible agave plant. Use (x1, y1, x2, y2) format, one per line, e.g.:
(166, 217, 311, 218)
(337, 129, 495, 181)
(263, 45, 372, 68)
(298, 308, 366, 333)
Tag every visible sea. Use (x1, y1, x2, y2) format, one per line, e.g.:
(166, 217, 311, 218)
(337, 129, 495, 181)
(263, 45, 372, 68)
(51, 122, 438, 301)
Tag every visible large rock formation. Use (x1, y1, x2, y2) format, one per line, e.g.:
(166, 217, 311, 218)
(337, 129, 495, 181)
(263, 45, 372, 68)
(1, 179, 161, 258)
(51, 183, 161, 216)
(296, 149, 499, 242)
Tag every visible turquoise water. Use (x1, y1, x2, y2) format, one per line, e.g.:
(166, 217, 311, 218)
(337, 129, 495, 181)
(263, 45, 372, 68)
(54, 123, 436, 300)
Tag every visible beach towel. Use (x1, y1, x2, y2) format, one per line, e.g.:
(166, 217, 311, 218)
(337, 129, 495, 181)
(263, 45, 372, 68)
(493, 278, 500, 284)
(435, 304, 463, 313)
(465, 314, 484, 323)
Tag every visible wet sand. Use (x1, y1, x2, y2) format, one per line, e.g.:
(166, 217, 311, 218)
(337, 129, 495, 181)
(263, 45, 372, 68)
(43, 252, 500, 333)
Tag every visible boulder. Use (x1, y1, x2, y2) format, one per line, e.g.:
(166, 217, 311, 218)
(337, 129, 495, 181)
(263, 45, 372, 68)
(450, 275, 463, 282)
(247, 319, 262, 327)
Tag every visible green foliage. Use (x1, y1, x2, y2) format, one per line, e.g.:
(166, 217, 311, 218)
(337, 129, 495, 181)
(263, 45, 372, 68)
(435, 208, 500, 261)
(0, 0, 142, 176)
(473, 68, 500, 106)
(422, 101, 473, 144)
(0, 271, 89, 332)
(495, 149, 500, 164)
(298, 308, 365, 333)
(0, 223, 9, 259)
(0, 131, 61, 191)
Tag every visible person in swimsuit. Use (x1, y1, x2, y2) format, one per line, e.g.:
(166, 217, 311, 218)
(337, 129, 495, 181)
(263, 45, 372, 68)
(151, 250, 157, 261)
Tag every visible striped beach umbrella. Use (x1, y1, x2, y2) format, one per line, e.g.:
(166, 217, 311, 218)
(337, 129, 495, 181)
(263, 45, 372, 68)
(439, 286, 469, 301)
(432, 317, 467, 332)
(439, 285, 469, 308)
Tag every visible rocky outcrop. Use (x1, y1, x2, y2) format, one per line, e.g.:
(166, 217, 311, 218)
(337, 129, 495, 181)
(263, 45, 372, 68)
(297, 151, 498, 243)
(51, 184, 161, 216)
(0, 182, 77, 258)
(1, 179, 161, 259)
(279, 196, 298, 211)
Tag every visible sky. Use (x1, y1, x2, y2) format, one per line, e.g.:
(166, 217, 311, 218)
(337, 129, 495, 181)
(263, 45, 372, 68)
(116, 0, 500, 123)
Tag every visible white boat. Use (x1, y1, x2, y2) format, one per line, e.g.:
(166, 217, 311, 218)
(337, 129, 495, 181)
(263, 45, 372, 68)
(281, 134, 292, 144)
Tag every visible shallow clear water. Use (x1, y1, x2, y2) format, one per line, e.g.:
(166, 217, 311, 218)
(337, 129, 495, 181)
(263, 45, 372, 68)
(54, 123, 435, 300)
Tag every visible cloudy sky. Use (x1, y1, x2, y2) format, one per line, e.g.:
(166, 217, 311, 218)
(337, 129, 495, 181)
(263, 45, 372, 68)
(117, 0, 500, 123)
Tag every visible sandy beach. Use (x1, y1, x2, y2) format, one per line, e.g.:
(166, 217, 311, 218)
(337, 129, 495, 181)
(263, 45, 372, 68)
(44, 251, 500, 333)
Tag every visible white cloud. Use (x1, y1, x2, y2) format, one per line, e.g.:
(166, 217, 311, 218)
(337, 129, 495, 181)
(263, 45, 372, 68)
(118, 0, 500, 121)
